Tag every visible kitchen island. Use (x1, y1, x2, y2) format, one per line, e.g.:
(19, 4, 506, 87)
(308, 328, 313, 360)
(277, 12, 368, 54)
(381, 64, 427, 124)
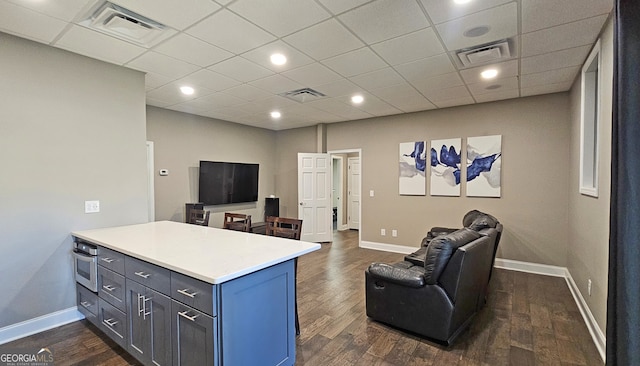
(72, 220, 321, 366)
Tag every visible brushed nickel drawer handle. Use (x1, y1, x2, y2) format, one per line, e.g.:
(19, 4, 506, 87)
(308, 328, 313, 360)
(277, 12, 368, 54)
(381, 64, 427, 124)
(100, 257, 115, 263)
(177, 289, 198, 298)
(103, 318, 118, 327)
(102, 284, 116, 292)
(134, 271, 151, 279)
(178, 310, 199, 322)
(80, 301, 92, 307)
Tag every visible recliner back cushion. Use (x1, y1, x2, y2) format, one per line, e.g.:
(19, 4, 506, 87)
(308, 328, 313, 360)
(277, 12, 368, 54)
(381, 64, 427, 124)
(424, 228, 481, 285)
(462, 210, 483, 227)
(468, 213, 499, 231)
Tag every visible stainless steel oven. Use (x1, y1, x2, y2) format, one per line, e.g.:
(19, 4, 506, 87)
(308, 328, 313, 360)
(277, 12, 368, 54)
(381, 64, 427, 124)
(72, 239, 98, 292)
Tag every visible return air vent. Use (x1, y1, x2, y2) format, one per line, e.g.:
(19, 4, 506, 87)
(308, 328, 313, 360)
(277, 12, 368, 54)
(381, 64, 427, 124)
(456, 40, 512, 67)
(279, 88, 327, 103)
(79, 1, 175, 47)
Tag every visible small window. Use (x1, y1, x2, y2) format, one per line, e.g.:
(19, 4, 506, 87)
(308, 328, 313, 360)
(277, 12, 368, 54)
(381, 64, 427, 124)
(580, 40, 601, 197)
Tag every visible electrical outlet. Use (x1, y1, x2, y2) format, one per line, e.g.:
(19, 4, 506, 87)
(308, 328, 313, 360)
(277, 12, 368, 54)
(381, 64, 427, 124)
(85, 200, 100, 213)
(392, 229, 398, 237)
(380, 229, 386, 236)
(588, 279, 592, 296)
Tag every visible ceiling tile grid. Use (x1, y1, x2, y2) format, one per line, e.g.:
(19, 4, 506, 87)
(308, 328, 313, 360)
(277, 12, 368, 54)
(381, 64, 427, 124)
(0, 0, 613, 130)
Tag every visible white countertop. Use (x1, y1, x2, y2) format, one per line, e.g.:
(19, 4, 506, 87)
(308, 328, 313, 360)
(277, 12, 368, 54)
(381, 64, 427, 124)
(72, 221, 321, 284)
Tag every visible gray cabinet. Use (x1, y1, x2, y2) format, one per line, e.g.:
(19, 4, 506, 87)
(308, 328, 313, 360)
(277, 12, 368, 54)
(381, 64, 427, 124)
(126, 279, 172, 366)
(172, 300, 217, 366)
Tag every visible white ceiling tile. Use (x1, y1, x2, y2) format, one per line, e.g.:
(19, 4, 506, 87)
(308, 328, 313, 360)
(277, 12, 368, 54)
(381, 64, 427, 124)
(411, 72, 464, 95)
(283, 19, 364, 60)
(436, 3, 518, 51)
(520, 66, 580, 88)
(176, 69, 241, 92)
(229, 0, 330, 37)
(186, 92, 246, 110)
(167, 103, 212, 115)
(371, 27, 444, 66)
(241, 40, 315, 72)
(522, 0, 613, 33)
(306, 98, 371, 118)
(249, 74, 305, 94)
(312, 79, 364, 98)
(223, 85, 273, 102)
(208, 57, 274, 83)
(207, 106, 253, 118)
(467, 76, 519, 96)
(339, 0, 429, 44)
(349, 94, 403, 116)
(280, 105, 342, 122)
(0, 1, 68, 44)
(146, 97, 173, 108)
(351, 67, 405, 91)
(108, 0, 221, 30)
(394, 53, 455, 80)
(459, 59, 519, 84)
(317, 0, 372, 15)
(186, 10, 276, 54)
(55, 25, 147, 65)
(153, 33, 233, 67)
(521, 80, 574, 97)
(146, 73, 172, 89)
(521, 45, 592, 75)
(282, 63, 344, 87)
(239, 96, 297, 114)
(370, 83, 436, 112)
(6, 0, 91, 22)
(322, 47, 388, 77)
(521, 15, 608, 57)
(422, 85, 471, 102)
(433, 96, 475, 108)
(126, 51, 200, 79)
(474, 88, 520, 103)
(420, 0, 513, 24)
(147, 83, 214, 104)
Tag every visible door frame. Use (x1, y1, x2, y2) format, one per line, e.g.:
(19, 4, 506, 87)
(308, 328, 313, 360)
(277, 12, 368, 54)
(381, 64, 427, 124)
(328, 149, 362, 245)
(331, 155, 345, 231)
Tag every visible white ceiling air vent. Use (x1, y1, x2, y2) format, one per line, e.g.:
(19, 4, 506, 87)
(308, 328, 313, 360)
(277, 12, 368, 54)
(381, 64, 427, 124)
(80, 2, 173, 47)
(456, 40, 511, 67)
(279, 88, 326, 103)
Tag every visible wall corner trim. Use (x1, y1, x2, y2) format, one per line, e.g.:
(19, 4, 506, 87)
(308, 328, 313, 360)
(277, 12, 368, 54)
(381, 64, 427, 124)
(495, 258, 606, 362)
(0, 307, 84, 345)
(359, 241, 416, 254)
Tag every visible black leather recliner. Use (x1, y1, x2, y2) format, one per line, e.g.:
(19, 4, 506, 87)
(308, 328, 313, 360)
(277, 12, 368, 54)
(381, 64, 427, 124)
(365, 224, 500, 345)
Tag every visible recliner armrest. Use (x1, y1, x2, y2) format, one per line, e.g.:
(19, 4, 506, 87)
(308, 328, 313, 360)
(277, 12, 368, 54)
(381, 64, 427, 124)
(367, 263, 425, 288)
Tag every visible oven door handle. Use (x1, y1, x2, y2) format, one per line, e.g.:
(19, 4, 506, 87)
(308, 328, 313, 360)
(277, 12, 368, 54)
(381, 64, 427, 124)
(72, 250, 96, 261)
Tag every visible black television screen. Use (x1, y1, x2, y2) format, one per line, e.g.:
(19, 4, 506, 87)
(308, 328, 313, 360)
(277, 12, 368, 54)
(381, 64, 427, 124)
(198, 161, 259, 205)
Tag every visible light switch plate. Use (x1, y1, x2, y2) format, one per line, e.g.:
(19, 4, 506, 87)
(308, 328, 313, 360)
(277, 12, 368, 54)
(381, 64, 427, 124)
(85, 200, 100, 213)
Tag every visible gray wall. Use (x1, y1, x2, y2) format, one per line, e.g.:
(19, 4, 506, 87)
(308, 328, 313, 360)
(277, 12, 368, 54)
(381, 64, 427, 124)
(146, 106, 277, 227)
(567, 16, 613, 335)
(0, 33, 149, 327)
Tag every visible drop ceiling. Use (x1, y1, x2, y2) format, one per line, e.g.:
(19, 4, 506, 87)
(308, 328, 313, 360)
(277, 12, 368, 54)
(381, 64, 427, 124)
(0, 0, 612, 130)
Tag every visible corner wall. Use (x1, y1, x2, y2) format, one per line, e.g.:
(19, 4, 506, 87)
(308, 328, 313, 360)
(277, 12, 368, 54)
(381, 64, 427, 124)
(0, 33, 148, 328)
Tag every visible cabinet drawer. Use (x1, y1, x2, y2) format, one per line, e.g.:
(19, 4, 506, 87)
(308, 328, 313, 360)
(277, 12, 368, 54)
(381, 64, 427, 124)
(98, 266, 126, 312)
(98, 247, 125, 274)
(125, 257, 171, 295)
(77, 284, 99, 326)
(171, 272, 216, 317)
(98, 298, 128, 350)
(172, 300, 217, 366)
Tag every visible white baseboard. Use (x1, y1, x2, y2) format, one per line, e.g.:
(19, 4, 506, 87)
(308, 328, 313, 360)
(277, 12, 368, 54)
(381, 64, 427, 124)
(494, 258, 567, 277)
(359, 240, 416, 254)
(0, 307, 84, 345)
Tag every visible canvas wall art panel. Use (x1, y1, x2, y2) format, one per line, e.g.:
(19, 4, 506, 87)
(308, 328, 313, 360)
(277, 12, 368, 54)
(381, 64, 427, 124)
(399, 141, 426, 195)
(430, 138, 462, 196)
(466, 135, 502, 197)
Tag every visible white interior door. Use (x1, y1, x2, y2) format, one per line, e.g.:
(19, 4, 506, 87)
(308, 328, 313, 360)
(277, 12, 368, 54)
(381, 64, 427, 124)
(348, 157, 360, 230)
(298, 153, 332, 242)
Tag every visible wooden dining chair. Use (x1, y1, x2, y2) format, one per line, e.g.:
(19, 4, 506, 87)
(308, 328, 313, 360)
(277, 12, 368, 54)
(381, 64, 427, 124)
(265, 216, 303, 335)
(223, 213, 252, 232)
(189, 209, 210, 226)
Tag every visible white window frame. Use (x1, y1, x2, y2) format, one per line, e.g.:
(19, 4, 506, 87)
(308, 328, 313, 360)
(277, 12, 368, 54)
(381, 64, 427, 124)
(579, 40, 601, 197)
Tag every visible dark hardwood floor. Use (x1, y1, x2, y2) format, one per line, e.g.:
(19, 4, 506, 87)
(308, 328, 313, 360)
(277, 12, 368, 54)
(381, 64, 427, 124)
(0, 230, 603, 365)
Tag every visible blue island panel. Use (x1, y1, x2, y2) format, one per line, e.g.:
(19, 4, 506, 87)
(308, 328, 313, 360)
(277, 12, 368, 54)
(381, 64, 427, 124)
(220, 260, 296, 366)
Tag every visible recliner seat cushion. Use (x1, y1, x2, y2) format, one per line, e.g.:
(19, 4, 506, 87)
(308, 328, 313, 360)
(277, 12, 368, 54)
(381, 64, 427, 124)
(424, 228, 481, 285)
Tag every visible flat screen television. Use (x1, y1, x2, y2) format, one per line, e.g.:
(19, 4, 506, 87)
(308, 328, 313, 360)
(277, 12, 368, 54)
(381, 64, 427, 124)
(198, 161, 259, 205)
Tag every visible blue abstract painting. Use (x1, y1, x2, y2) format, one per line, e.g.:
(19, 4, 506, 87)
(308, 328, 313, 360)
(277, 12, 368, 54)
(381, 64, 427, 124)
(399, 141, 426, 195)
(430, 138, 461, 196)
(466, 135, 502, 197)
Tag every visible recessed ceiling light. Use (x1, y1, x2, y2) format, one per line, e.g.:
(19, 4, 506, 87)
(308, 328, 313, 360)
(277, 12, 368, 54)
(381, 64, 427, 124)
(180, 86, 194, 95)
(481, 69, 499, 79)
(454, 0, 472, 4)
(270, 53, 287, 66)
(485, 84, 502, 90)
(351, 95, 364, 104)
(270, 111, 281, 119)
